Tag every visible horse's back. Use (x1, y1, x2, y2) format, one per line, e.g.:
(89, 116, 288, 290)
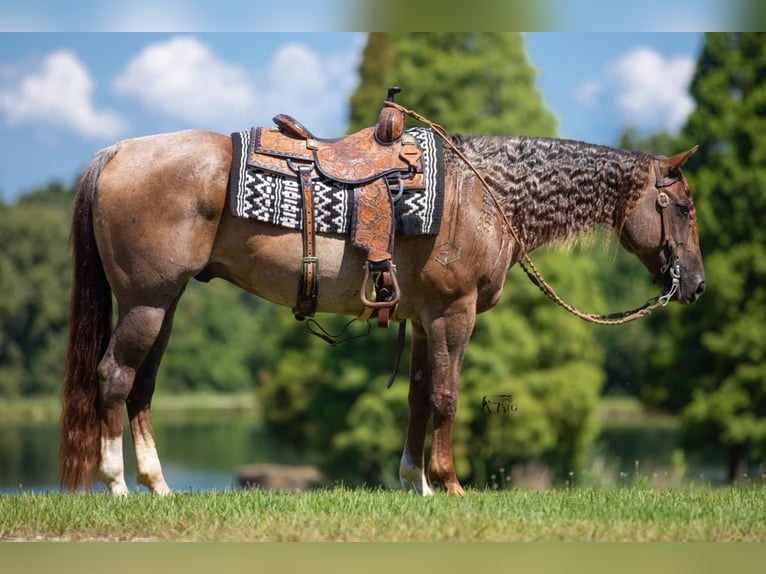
(92, 130, 232, 299)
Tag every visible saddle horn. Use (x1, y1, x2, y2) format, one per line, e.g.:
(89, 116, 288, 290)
(377, 87, 405, 144)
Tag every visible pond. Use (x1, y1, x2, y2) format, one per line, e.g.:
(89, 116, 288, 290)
(0, 416, 311, 494)
(0, 416, 727, 493)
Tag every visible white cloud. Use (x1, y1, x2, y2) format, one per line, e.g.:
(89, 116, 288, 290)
(0, 50, 126, 139)
(259, 41, 362, 135)
(112, 35, 363, 136)
(112, 36, 254, 125)
(574, 80, 602, 107)
(576, 47, 695, 134)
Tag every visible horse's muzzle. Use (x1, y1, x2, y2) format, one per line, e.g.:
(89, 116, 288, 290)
(682, 277, 706, 304)
(690, 279, 706, 302)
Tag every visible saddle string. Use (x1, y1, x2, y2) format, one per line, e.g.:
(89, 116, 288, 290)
(305, 315, 407, 389)
(385, 101, 675, 325)
(305, 317, 372, 346)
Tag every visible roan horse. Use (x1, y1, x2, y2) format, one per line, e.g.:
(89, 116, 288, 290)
(60, 122, 705, 495)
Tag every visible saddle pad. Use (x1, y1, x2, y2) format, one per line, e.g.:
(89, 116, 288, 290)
(228, 127, 444, 236)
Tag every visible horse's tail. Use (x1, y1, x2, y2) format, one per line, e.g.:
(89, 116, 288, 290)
(59, 146, 119, 491)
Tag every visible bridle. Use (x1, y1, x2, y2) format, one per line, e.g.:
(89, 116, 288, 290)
(653, 158, 690, 306)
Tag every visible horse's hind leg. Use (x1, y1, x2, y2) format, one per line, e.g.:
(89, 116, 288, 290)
(125, 294, 183, 495)
(400, 322, 434, 496)
(96, 301, 174, 495)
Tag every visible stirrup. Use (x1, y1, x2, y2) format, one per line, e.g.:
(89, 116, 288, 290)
(360, 261, 400, 328)
(360, 261, 401, 309)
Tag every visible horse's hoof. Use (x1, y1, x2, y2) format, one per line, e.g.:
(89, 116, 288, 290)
(446, 483, 466, 496)
(109, 483, 130, 496)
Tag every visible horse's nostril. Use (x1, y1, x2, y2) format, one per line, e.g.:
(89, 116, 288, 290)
(696, 280, 706, 296)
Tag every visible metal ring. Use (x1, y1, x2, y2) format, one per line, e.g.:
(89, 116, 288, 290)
(392, 179, 404, 203)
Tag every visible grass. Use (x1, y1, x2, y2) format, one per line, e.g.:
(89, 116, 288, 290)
(2, 485, 765, 542)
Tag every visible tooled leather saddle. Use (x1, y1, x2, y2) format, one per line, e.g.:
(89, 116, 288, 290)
(246, 88, 424, 325)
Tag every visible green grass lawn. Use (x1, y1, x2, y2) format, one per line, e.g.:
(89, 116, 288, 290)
(2, 485, 764, 542)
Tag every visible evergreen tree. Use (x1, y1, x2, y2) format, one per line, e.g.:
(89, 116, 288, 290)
(349, 33, 556, 136)
(643, 33, 766, 480)
(348, 33, 397, 133)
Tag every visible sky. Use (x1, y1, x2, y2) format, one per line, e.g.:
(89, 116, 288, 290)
(0, 32, 705, 202)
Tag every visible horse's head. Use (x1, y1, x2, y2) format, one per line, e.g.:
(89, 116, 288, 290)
(620, 146, 705, 305)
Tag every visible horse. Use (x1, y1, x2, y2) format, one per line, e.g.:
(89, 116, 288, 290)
(59, 127, 705, 496)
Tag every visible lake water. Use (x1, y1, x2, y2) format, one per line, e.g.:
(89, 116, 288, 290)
(0, 417, 310, 494)
(0, 417, 727, 494)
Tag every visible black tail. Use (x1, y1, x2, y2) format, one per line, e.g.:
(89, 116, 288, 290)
(59, 146, 118, 491)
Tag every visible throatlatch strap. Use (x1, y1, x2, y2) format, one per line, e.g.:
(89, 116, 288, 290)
(293, 165, 319, 319)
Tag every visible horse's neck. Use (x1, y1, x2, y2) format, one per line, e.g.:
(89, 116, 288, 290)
(453, 134, 650, 251)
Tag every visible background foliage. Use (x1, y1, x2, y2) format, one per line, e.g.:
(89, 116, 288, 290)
(641, 33, 766, 479)
(1, 33, 764, 486)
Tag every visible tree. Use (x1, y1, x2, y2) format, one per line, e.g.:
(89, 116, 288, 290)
(157, 280, 281, 394)
(0, 185, 73, 396)
(643, 33, 766, 480)
(350, 33, 556, 137)
(259, 33, 608, 487)
(348, 33, 397, 134)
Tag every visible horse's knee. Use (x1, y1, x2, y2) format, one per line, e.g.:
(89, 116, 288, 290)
(430, 388, 458, 422)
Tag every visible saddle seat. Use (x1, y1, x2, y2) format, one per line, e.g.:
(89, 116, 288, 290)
(245, 90, 422, 324)
(251, 109, 422, 185)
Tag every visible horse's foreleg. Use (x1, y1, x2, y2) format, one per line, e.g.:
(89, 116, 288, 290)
(97, 304, 169, 495)
(426, 302, 476, 496)
(126, 295, 182, 495)
(400, 322, 434, 496)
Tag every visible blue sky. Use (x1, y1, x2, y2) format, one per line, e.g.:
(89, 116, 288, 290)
(0, 32, 704, 202)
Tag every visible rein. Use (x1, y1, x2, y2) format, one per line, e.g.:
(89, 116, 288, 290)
(385, 101, 681, 325)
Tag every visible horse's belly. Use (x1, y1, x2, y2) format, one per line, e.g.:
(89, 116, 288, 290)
(209, 220, 371, 316)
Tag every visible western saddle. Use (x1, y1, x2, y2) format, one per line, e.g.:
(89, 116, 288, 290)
(247, 88, 424, 326)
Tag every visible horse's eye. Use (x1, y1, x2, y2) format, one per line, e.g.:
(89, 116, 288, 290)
(677, 203, 690, 217)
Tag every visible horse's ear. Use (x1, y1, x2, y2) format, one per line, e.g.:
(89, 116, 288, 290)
(664, 145, 699, 170)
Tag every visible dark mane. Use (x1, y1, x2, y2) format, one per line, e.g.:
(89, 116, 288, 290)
(450, 134, 654, 250)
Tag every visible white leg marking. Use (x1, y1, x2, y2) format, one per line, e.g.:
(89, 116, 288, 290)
(134, 433, 171, 495)
(98, 436, 130, 496)
(399, 450, 433, 496)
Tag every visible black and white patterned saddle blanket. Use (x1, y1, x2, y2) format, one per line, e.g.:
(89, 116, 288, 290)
(228, 127, 444, 236)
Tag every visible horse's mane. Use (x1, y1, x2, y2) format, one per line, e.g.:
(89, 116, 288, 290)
(450, 134, 654, 250)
